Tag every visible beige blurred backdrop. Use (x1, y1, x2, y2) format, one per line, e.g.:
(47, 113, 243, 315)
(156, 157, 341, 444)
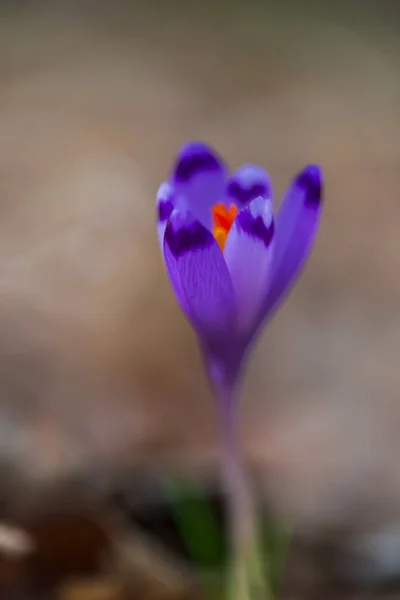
(0, 0, 399, 553)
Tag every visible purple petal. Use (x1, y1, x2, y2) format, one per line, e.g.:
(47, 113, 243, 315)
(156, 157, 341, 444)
(261, 164, 323, 320)
(171, 142, 228, 229)
(163, 209, 236, 342)
(156, 181, 175, 250)
(225, 164, 273, 207)
(224, 197, 274, 336)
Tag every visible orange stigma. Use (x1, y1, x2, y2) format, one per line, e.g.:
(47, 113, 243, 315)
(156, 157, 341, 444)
(211, 203, 238, 250)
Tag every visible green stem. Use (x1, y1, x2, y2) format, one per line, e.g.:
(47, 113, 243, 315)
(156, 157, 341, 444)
(215, 382, 270, 600)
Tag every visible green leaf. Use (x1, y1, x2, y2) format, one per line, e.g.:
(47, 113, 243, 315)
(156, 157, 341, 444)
(165, 479, 226, 569)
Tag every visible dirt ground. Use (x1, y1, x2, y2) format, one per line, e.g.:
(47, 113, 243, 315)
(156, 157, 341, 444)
(0, 0, 399, 597)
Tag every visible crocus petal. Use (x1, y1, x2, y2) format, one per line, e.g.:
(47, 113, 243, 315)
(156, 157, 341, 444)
(163, 209, 236, 344)
(171, 142, 228, 229)
(261, 164, 323, 319)
(224, 196, 274, 336)
(156, 181, 175, 250)
(225, 164, 273, 207)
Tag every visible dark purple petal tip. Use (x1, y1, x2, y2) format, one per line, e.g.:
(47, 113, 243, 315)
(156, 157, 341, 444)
(173, 142, 223, 183)
(165, 210, 214, 258)
(296, 164, 323, 207)
(236, 202, 274, 248)
(227, 164, 272, 206)
(158, 199, 174, 222)
(227, 181, 268, 205)
(156, 181, 175, 222)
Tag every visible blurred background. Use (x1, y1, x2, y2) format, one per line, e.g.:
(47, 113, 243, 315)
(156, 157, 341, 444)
(0, 0, 399, 598)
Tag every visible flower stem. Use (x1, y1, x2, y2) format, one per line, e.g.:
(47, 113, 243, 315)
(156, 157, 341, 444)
(215, 382, 270, 600)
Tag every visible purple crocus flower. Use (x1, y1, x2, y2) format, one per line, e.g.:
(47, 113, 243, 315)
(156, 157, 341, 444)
(157, 142, 322, 598)
(157, 141, 323, 396)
